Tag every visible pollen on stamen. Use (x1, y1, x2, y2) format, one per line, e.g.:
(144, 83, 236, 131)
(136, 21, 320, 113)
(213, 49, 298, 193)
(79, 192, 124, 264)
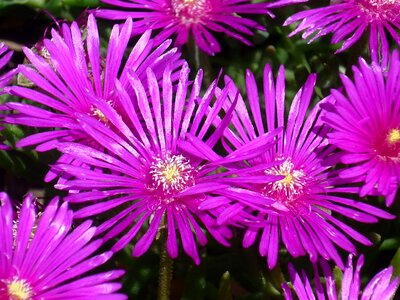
(149, 153, 195, 195)
(90, 106, 108, 124)
(264, 159, 307, 203)
(6, 278, 33, 300)
(358, 0, 400, 21)
(388, 128, 400, 144)
(12, 210, 42, 248)
(375, 127, 400, 160)
(171, 0, 210, 23)
(89, 99, 114, 124)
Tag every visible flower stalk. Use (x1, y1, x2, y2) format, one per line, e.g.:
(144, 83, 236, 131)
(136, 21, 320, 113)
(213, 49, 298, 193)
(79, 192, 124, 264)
(158, 228, 174, 300)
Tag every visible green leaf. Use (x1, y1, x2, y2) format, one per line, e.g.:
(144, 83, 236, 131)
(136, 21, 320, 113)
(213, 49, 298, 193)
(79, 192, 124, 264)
(390, 248, 400, 277)
(61, 0, 100, 7)
(380, 238, 400, 251)
(0, 0, 45, 9)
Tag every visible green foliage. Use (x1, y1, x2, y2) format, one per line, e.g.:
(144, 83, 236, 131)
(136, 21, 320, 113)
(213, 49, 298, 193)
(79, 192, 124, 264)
(0, 0, 100, 19)
(0, 0, 100, 9)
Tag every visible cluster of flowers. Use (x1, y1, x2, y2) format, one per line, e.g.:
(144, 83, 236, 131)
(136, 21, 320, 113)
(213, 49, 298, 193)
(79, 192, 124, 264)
(0, 0, 399, 299)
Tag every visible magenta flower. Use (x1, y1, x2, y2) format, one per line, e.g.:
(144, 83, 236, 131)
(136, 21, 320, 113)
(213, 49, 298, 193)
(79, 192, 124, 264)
(284, 0, 400, 66)
(212, 65, 393, 269)
(0, 43, 14, 92)
(0, 43, 15, 150)
(0, 192, 126, 299)
(52, 64, 272, 264)
(323, 51, 400, 206)
(4, 14, 180, 181)
(94, 0, 305, 55)
(282, 254, 399, 300)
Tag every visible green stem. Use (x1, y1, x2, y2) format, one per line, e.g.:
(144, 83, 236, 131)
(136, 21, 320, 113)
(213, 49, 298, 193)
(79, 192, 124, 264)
(157, 230, 173, 300)
(194, 43, 201, 71)
(188, 37, 212, 86)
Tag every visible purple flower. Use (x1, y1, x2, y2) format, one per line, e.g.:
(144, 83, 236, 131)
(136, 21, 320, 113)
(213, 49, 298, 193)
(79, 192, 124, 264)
(94, 0, 305, 55)
(4, 14, 181, 182)
(0, 43, 15, 150)
(0, 43, 14, 92)
(323, 51, 400, 206)
(213, 64, 393, 269)
(52, 64, 269, 264)
(282, 254, 400, 300)
(284, 0, 400, 66)
(0, 192, 126, 299)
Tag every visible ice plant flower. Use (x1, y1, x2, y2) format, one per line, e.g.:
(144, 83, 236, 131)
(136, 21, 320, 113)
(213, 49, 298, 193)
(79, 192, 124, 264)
(282, 254, 400, 299)
(0, 192, 126, 299)
(322, 51, 400, 205)
(0, 43, 15, 150)
(284, 0, 400, 66)
(0, 43, 15, 92)
(94, 0, 305, 55)
(212, 64, 393, 269)
(53, 64, 275, 264)
(4, 14, 181, 181)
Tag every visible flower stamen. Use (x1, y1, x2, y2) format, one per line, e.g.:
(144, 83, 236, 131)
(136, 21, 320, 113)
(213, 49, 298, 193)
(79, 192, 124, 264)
(6, 278, 33, 300)
(358, 0, 400, 22)
(264, 159, 307, 204)
(91, 107, 108, 124)
(149, 154, 195, 195)
(388, 128, 400, 144)
(90, 100, 113, 124)
(171, 0, 211, 24)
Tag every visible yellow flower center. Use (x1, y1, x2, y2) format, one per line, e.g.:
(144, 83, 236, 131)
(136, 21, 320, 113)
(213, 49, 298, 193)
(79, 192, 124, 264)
(162, 164, 180, 184)
(182, 0, 196, 4)
(281, 172, 293, 186)
(388, 128, 400, 144)
(171, 0, 210, 24)
(7, 278, 33, 300)
(89, 100, 114, 124)
(149, 153, 195, 194)
(264, 159, 307, 204)
(91, 107, 108, 124)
